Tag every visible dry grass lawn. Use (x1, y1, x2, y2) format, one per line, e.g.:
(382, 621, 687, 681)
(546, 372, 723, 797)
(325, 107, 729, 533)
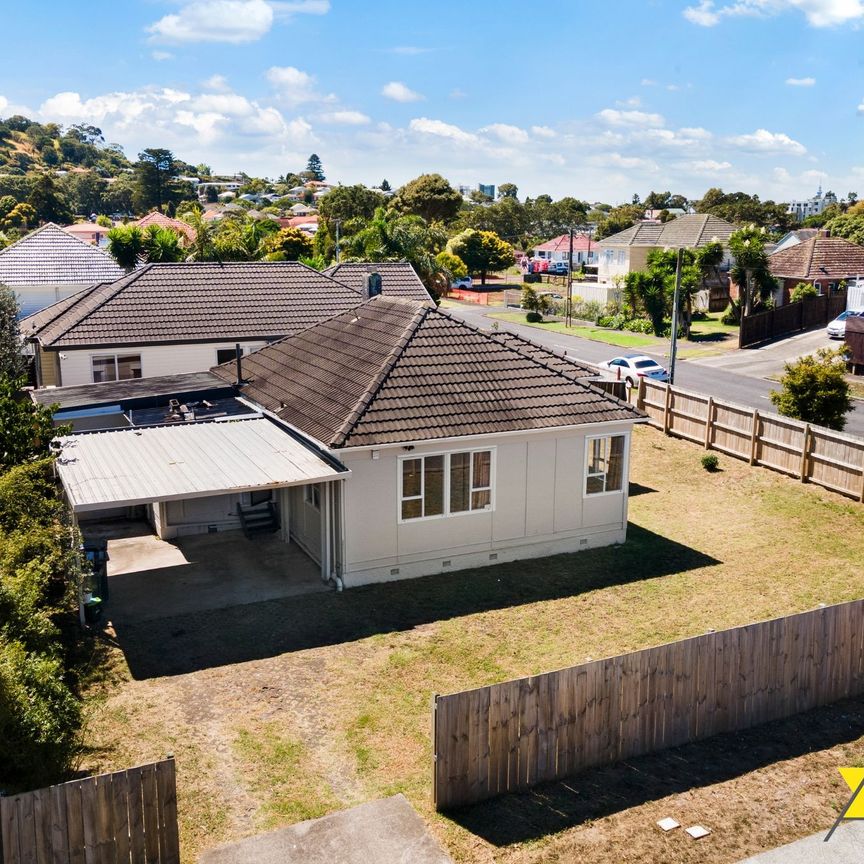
(82, 426, 864, 863)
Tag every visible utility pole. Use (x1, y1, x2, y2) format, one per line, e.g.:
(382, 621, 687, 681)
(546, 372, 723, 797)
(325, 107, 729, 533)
(566, 227, 574, 327)
(669, 247, 683, 385)
(334, 219, 341, 264)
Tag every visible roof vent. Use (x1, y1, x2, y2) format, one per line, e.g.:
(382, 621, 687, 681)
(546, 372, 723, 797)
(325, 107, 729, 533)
(364, 271, 382, 298)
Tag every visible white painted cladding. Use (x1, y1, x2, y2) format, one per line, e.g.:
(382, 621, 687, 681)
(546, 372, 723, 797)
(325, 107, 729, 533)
(337, 426, 630, 587)
(55, 341, 269, 387)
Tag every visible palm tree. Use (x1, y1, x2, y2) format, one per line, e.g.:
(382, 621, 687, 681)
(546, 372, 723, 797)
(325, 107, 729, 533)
(142, 226, 185, 263)
(106, 225, 144, 271)
(729, 225, 774, 318)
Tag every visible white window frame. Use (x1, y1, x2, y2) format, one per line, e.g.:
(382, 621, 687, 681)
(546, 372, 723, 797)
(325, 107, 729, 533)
(90, 353, 142, 383)
(398, 448, 496, 524)
(583, 433, 629, 498)
(304, 483, 321, 511)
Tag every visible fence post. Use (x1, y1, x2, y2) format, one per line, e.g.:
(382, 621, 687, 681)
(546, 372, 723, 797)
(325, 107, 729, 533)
(800, 423, 811, 482)
(749, 409, 760, 465)
(704, 396, 714, 450)
(637, 376, 646, 411)
(663, 383, 672, 435)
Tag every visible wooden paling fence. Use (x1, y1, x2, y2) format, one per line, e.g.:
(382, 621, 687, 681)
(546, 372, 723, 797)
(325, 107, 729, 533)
(637, 378, 864, 501)
(432, 598, 864, 810)
(0, 758, 179, 864)
(739, 293, 847, 348)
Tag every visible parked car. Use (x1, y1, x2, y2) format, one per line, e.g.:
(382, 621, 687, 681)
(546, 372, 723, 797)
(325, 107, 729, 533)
(451, 276, 473, 289)
(597, 354, 670, 387)
(548, 262, 570, 275)
(827, 309, 861, 339)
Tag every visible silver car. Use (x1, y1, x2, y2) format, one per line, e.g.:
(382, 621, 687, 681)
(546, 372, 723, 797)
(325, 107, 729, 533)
(827, 310, 860, 339)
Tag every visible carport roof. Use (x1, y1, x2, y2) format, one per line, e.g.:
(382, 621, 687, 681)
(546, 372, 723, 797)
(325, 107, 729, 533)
(55, 417, 346, 513)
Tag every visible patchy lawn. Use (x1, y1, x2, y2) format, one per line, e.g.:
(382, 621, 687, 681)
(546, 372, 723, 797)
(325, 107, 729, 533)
(83, 426, 864, 863)
(488, 312, 658, 349)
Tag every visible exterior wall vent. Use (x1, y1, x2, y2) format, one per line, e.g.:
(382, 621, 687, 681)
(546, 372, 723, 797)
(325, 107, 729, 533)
(489, 553, 498, 561)
(390, 567, 400, 576)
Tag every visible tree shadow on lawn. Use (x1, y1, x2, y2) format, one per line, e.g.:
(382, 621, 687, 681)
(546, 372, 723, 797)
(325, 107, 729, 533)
(687, 331, 733, 344)
(449, 696, 864, 846)
(111, 524, 719, 680)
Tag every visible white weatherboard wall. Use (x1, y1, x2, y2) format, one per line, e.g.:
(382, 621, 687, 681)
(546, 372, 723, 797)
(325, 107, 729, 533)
(336, 426, 630, 588)
(54, 341, 269, 387)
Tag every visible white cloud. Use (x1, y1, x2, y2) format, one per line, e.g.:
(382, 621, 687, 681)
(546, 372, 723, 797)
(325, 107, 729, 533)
(773, 167, 792, 182)
(382, 81, 424, 102)
(148, 0, 328, 44)
(684, 159, 733, 172)
(318, 110, 371, 125)
(591, 152, 659, 171)
(616, 96, 642, 107)
(0, 96, 7, 114)
(449, 88, 467, 100)
(202, 74, 231, 91)
(597, 108, 665, 127)
(481, 123, 529, 144)
(387, 46, 431, 55)
(408, 117, 479, 145)
(266, 66, 326, 106)
(531, 125, 556, 138)
(786, 76, 816, 86)
(641, 78, 658, 86)
(857, 98, 864, 114)
(683, 0, 864, 28)
(679, 126, 712, 139)
(151, 50, 174, 61)
(727, 128, 807, 155)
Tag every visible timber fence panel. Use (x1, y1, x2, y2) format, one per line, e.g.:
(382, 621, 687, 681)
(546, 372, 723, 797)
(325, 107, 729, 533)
(638, 381, 864, 500)
(0, 759, 179, 864)
(433, 599, 864, 810)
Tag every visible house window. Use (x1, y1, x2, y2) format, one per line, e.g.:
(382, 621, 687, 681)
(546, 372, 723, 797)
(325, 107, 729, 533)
(304, 484, 321, 511)
(400, 450, 493, 521)
(216, 347, 243, 365)
(584, 435, 626, 495)
(617, 250, 626, 265)
(91, 354, 142, 383)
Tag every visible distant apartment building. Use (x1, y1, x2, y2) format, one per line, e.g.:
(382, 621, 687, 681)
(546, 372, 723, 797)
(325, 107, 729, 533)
(786, 187, 837, 221)
(478, 183, 495, 199)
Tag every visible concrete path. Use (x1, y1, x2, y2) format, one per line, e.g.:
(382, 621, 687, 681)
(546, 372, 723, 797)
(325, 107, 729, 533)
(199, 795, 453, 864)
(736, 820, 864, 863)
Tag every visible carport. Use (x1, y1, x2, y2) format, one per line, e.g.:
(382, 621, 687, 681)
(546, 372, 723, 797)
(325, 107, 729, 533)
(54, 416, 350, 588)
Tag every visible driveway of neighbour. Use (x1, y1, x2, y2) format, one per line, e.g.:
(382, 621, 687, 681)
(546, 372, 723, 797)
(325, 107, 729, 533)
(83, 522, 327, 624)
(736, 820, 864, 863)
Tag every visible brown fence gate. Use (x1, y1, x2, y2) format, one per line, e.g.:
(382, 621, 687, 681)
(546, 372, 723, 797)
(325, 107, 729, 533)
(0, 758, 179, 864)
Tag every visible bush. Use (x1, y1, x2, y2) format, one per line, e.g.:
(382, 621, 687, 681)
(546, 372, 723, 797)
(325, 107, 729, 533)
(523, 272, 541, 283)
(701, 454, 719, 472)
(525, 311, 543, 323)
(571, 298, 604, 322)
(769, 346, 852, 430)
(623, 318, 654, 334)
(721, 304, 739, 325)
(790, 282, 818, 303)
(597, 313, 626, 330)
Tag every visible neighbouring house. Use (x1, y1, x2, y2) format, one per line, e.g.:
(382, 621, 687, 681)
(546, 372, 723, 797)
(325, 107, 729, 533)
(531, 233, 597, 267)
(766, 235, 864, 304)
(131, 211, 197, 244)
(0, 223, 124, 317)
(321, 262, 434, 302)
(596, 214, 737, 310)
(772, 228, 822, 255)
(48, 296, 645, 588)
(278, 214, 319, 234)
(290, 203, 316, 216)
(22, 261, 433, 388)
(62, 222, 113, 248)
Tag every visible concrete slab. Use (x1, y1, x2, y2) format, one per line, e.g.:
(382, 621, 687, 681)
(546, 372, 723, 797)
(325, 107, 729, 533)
(736, 820, 864, 863)
(84, 522, 327, 623)
(199, 795, 453, 864)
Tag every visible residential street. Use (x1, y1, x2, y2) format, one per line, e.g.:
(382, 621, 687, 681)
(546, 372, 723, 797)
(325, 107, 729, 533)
(446, 303, 864, 437)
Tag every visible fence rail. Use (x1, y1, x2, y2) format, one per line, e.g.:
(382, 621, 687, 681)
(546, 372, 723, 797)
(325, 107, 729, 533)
(432, 598, 864, 810)
(637, 379, 864, 501)
(0, 758, 179, 864)
(739, 293, 847, 348)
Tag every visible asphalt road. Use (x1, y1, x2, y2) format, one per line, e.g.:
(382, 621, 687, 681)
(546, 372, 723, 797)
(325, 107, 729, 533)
(447, 303, 864, 437)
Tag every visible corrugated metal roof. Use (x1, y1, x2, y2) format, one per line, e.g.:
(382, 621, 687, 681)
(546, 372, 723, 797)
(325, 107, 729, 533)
(56, 417, 346, 512)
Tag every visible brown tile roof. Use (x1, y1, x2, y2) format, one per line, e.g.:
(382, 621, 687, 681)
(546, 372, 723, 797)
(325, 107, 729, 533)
(131, 211, 196, 243)
(211, 296, 642, 448)
(322, 261, 434, 304)
(599, 214, 736, 248)
(768, 236, 864, 279)
(21, 262, 366, 348)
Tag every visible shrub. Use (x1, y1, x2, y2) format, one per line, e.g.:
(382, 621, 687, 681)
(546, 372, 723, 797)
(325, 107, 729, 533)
(623, 318, 654, 334)
(571, 299, 603, 322)
(701, 454, 719, 472)
(526, 311, 543, 323)
(790, 282, 818, 303)
(597, 313, 626, 330)
(721, 304, 740, 325)
(769, 346, 852, 430)
(523, 272, 541, 284)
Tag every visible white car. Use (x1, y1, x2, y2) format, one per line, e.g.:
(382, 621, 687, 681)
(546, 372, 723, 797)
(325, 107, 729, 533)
(451, 276, 473, 289)
(827, 310, 861, 339)
(596, 354, 670, 388)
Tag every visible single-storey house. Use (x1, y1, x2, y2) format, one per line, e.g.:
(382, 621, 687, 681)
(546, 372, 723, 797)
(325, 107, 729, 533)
(50, 296, 646, 587)
(767, 235, 864, 304)
(62, 222, 113, 248)
(596, 214, 737, 281)
(772, 228, 821, 255)
(22, 261, 434, 389)
(321, 261, 432, 301)
(0, 223, 124, 317)
(531, 234, 597, 267)
(131, 211, 196, 245)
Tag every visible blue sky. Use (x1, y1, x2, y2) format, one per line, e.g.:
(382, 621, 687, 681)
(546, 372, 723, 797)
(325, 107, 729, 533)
(2, 0, 863, 202)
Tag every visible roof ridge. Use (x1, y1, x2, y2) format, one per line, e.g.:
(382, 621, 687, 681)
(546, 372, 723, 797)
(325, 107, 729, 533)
(331, 301, 430, 447)
(805, 236, 817, 277)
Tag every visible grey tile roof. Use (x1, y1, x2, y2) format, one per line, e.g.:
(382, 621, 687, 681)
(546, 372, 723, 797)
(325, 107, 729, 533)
(21, 261, 367, 348)
(599, 214, 736, 248)
(322, 261, 434, 304)
(0, 223, 124, 286)
(211, 296, 643, 448)
(768, 236, 864, 279)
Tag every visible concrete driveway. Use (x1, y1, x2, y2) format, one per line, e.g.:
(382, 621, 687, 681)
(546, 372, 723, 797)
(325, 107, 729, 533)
(736, 820, 864, 863)
(83, 521, 327, 624)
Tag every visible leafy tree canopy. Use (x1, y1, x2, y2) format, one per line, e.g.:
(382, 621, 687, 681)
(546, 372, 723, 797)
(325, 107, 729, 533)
(447, 229, 514, 285)
(391, 173, 462, 224)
